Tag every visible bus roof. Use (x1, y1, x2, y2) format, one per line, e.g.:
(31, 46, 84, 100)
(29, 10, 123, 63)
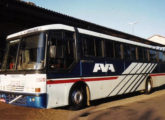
(7, 24, 75, 39)
(7, 24, 165, 51)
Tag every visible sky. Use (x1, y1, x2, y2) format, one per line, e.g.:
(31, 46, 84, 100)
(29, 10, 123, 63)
(24, 0, 165, 39)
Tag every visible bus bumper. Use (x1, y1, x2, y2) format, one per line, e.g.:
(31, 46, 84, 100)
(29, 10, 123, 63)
(0, 92, 47, 108)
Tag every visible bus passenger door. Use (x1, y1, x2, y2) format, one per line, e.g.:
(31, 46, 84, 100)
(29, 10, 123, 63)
(46, 30, 79, 108)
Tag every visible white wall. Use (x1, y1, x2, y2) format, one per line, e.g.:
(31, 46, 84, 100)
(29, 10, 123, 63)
(148, 35, 165, 45)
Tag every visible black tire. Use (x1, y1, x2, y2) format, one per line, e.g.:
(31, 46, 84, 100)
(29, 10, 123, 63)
(69, 86, 87, 110)
(145, 79, 152, 94)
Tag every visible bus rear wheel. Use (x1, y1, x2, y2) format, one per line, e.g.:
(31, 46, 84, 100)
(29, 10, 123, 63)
(69, 86, 87, 110)
(145, 79, 152, 94)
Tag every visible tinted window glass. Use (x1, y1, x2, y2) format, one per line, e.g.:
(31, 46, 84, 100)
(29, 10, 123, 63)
(49, 31, 75, 70)
(144, 49, 148, 61)
(159, 51, 165, 62)
(163, 52, 165, 62)
(149, 50, 157, 62)
(81, 35, 95, 57)
(130, 46, 136, 60)
(124, 44, 136, 60)
(105, 40, 114, 58)
(81, 34, 103, 57)
(124, 44, 131, 60)
(138, 47, 148, 61)
(138, 47, 143, 60)
(94, 39, 102, 57)
(115, 42, 122, 59)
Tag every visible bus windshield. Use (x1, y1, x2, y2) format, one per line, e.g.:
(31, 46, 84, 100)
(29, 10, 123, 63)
(2, 33, 46, 71)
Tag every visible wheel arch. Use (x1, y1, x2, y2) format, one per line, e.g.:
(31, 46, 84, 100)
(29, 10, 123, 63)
(68, 81, 91, 106)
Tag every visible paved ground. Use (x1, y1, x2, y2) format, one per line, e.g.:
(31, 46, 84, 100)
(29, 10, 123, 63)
(0, 87, 165, 120)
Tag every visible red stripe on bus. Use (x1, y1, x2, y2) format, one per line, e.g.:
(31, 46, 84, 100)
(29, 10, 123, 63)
(47, 76, 118, 84)
(150, 73, 165, 77)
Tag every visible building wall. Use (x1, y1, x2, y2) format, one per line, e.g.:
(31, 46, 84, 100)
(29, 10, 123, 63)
(148, 35, 165, 45)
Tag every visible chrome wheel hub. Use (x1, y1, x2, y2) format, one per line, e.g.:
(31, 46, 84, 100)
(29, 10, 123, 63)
(148, 81, 151, 92)
(73, 91, 83, 104)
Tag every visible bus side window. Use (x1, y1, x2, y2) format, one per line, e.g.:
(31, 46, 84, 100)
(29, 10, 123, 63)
(94, 38, 103, 57)
(143, 48, 148, 62)
(159, 52, 162, 62)
(138, 47, 148, 62)
(163, 52, 165, 62)
(149, 50, 157, 62)
(156, 51, 159, 62)
(81, 34, 95, 57)
(80, 34, 104, 58)
(105, 40, 115, 58)
(160, 52, 165, 62)
(123, 44, 136, 61)
(138, 47, 143, 61)
(115, 42, 122, 59)
(123, 44, 131, 60)
(65, 31, 75, 67)
(130, 46, 136, 60)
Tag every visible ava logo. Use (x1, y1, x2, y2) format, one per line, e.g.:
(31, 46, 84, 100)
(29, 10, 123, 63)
(93, 63, 115, 73)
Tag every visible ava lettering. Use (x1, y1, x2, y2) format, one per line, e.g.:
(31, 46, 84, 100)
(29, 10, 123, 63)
(93, 63, 115, 73)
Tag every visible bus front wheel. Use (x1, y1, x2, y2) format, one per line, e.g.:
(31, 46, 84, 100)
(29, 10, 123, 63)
(69, 85, 87, 110)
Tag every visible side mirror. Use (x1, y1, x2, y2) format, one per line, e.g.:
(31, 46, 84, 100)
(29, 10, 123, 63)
(49, 45, 56, 58)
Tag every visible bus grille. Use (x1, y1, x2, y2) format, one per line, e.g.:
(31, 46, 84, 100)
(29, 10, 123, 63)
(6, 86, 24, 92)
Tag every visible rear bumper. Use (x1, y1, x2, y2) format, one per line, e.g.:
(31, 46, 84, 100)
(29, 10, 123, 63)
(0, 91, 47, 108)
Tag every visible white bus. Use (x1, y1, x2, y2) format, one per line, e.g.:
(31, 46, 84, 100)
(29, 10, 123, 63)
(0, 24, 165, 109)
